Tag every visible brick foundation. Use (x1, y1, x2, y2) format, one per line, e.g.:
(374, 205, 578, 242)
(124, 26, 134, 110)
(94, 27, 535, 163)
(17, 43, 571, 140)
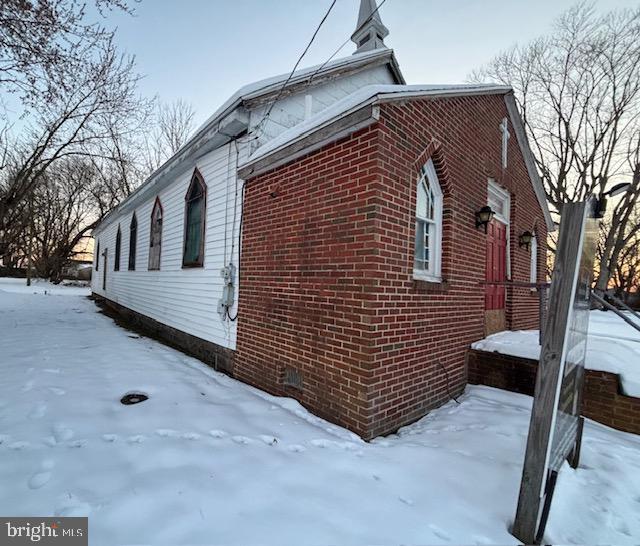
(92, 294, 235, 374)
(468, 348, 640, 435)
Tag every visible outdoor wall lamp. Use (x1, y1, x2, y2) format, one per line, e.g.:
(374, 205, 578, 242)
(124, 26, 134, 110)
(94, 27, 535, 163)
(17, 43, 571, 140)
(595, 182, 632, 218)
(519, 231, 534, 250)
(475, 206, 495, 233)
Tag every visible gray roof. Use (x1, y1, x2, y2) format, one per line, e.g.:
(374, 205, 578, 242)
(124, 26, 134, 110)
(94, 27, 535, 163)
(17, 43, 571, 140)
(94, 48, 404, 233)
(238, 83, 555, 232)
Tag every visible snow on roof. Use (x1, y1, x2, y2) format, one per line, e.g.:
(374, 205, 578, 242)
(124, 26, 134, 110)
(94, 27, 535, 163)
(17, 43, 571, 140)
(190, 48, 399, 148)
(93, 49, 400, 234)
(244, 83, 512, 165)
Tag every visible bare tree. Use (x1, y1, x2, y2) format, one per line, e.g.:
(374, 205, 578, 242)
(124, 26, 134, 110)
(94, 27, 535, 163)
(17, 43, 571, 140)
(29, 159, 95, 280)
(0, 0, 134, 109)
(0, 1, 198, 278)
(472, 3, 640, 289)
(0, 37, 153, 237)
(143, 99, 196, 174)
(158, 99, 196, 156)
(21, 149, 144, 281)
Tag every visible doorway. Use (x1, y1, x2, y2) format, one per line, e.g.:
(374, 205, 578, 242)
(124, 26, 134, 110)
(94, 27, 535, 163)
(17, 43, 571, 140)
(102, 248, 108, 291)
(485, 219, 507, 334)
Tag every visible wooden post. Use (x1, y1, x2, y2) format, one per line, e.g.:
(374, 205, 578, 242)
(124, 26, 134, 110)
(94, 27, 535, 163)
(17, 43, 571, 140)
(512, 201, 596, 544)
(26, 193, 33, 287)
(538, 285, 547, 346)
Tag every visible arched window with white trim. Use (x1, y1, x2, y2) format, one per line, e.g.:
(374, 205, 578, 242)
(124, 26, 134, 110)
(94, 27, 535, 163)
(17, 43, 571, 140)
(414, 159, 443, 282)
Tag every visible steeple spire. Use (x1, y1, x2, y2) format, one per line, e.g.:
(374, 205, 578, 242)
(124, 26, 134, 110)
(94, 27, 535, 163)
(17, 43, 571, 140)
(351, 0, 389, 54)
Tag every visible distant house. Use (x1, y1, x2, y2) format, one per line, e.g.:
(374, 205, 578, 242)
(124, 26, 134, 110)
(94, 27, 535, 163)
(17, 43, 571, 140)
(91, 0, 553, 439)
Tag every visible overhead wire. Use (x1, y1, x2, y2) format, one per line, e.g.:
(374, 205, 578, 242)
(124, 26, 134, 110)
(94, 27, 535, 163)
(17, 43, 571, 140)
(306, 0, 389, 87)
(251, 0, 338, 139)
(224, 0, 390, 322)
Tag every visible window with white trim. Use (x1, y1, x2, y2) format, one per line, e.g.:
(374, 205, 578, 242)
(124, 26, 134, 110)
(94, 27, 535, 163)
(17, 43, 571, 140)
(413, 159, 443, 282)
(530, 234, 538, 284)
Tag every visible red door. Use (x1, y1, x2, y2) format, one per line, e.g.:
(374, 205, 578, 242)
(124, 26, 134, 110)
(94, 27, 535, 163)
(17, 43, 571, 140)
(485, 220, 507, 310)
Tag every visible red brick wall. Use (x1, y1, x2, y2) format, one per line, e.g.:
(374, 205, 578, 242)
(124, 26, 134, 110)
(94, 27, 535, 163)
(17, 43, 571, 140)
(236, 93, 549, 439)
(234, 126, 381, 436)
(367, 95, 547, 437)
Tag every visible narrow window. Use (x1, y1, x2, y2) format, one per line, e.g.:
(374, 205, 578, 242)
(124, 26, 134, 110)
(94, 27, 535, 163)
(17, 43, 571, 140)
(95, 240, 100, 271)
(128, 213, 137, 271)
(414, 159, 443, 282)
(183, 169, 206, 267)
(148, 198, 163, 271)
(530, 233, 538, 285)
(114, 226, 121, 271)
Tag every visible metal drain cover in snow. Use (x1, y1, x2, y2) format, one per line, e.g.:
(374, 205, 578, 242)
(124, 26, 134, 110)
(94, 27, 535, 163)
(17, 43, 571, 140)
(120, 393, 148, 405)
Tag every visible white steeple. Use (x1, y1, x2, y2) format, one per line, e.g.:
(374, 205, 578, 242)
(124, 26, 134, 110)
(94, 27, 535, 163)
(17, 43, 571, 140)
(351, 0, 389, 54)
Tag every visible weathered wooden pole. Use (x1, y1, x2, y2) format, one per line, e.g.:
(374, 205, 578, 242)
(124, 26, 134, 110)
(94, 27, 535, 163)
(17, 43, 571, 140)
(26, 193, 33, 287)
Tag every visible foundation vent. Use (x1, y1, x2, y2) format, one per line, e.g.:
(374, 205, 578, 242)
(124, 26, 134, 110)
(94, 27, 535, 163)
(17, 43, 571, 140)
(283, 367, 303, 390)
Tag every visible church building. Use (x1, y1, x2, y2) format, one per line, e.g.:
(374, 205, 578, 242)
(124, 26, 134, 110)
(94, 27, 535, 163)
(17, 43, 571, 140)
(91, 0, 553, 439)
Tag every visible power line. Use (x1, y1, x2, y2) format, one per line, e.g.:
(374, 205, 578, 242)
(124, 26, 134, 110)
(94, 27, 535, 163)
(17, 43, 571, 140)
(306, 0, 390, 86)
(252, 0, 338, 138)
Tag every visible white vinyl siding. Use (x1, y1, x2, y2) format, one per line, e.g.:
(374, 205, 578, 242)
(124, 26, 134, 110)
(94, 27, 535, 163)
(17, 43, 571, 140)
(91, 143, 245, 350)
(91, 63, 394, 351)
(249, 65, 394, 150)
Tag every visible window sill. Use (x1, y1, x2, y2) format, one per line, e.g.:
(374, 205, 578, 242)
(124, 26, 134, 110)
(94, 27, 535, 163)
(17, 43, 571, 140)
(182, 263, 204, 269)
(412, 271, 442, 283)
(412, 271, 449, 293)
(412, 278, 450, 293)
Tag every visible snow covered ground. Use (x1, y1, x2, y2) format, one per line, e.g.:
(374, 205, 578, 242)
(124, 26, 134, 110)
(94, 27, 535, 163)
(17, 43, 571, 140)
(1, 286, 639, 545)
(472, 310, 640, 397)
(0, 277, 91, 297)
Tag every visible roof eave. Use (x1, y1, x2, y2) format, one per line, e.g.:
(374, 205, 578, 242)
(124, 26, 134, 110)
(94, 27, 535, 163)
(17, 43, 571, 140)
(92, 49, 402, 235)
(504, 93, 555, 232)
(239, 86, 514, 178)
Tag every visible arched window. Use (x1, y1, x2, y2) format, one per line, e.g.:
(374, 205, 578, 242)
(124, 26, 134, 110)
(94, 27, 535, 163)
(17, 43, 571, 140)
(128, 213, 137, 271)
(114, 225, 121, 271)
(148, 198, 163, 271)
(183, 169, 206, 267)
(414, 159, 443, 282)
